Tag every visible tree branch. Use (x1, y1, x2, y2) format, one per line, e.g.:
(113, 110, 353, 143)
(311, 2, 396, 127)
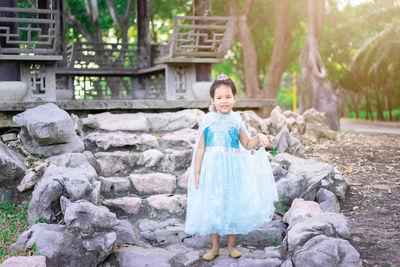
(65, 8, 94, 42)
(106, 0, 122, 29)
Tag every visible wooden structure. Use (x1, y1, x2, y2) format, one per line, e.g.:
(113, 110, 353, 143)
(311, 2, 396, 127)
(0, 2, 63, 101)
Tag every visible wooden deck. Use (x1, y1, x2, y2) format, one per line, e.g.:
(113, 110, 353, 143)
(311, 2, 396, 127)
(0, 99, 276, 128)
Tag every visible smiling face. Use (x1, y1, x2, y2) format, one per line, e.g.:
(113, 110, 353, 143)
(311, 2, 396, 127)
(211, 84, 236, 114)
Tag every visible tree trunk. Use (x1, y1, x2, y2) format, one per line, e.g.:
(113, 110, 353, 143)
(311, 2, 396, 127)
(300, 0, 340, 130)
(263, 0, 292, 100)
(375, 87, 384, 121)
(137, 0, 151, 69)
(384, 88, 393, 121)
(225, 0, 261, 99)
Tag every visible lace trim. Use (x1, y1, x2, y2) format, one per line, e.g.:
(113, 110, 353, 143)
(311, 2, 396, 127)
(205, 146, 240, 153)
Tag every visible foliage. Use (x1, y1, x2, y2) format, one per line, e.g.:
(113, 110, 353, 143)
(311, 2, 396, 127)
(0, 196, 30, 263)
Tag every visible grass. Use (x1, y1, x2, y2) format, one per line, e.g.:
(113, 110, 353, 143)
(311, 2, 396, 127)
(347, 108, 400, 121)
(0, 195, 30, 264)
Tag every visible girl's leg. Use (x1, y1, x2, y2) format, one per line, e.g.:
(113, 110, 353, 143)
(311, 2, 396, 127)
(209, 233, 220, 254)
(227, 234, 236, 252)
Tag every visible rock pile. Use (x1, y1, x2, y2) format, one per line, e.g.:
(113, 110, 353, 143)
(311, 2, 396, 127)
(0, 104, 359, 267)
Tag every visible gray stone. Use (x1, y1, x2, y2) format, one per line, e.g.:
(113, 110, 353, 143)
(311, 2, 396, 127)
(102, 197, 142, 215)
(116, 246, 174, 267)
(84, 131, 158, 151)
(146, 109, 203, 132)
(212, 257, 282, 267)
(70, 113, 83, 136)
(272, 153, 336, 204)
(112, 219, 140, 246)
(302, 108, 337, 142)
(145, 194, 187, 220)
(286, 212, 350, 252)
(320, 168, 349, 201)
(283, 110, 298, 119)
(137, 149, 164, 169)
(295, 115, 306, 134)
(130, 173, 176, 195)
(138, 218, 189, 246)
(240, 110, 268, 134)
(316, 188, 340, 213)
(0, 141, 26, 183)
(270, 162, 287, 182)
(280, 259, 294, 267)
(270, 106, 287, 133)
(283, 199, 323, 225)
(82, 150, 101, 174)
(17, 162, 48, 192)
(98, 176, 132, 194)
(159, 128, 197, 147)
(263, 245, 285, 260)
(237, 220, 286, 249)
(177, 169, 190, 192)
(82, 112, 149, 132)
(13, 103, 84, 157)
(274, 126, 304, 155)
(60, 196, 119, 233)
(161, 149, 193, 172)
(10, 223, 116, 267)
(1, 132, 17, 142)
(292, 235, 360, 267)
(1, 256, 46, 267)
(169, 250, 201, 267)
(95, 151, 139, 176)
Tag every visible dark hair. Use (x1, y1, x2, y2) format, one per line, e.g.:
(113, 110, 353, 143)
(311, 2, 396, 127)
(209, 78, 237, 98)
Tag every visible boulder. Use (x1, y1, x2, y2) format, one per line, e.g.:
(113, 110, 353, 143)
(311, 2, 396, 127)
(98, 176, 133, 195)
(0, 256, 46, 267)
(292, 235, 360, 267)
(82, 112, 149, 132)
(146, 109, 204, 132)
(116, 246, 174, 267)
(13, 103, 84, 157)
(137, 149, 164, 169)
(302, 108, 337, 142)
(159, 128, 197, 147)
(237, 220, 287, 249)
(112, 219, 141, 246)
(0, 141, 26, 183)
(272, 153, 337, 204)
(240, 110, 268, 134)
(316, 188, 340, 213)
(102, 197, 142, 215)
(177, 169, 190, 192)
(274, 126, 304, 155)
(17, 162, 48, 192)
(84, 132, 158, 151)
(160, 149, 192, 172)
(145, 194, 187, 220)
(283, 198, 323, 225)
(130, 173, 176, 195)
(95, 151, 139, 177)
(10, 223, 116, 267)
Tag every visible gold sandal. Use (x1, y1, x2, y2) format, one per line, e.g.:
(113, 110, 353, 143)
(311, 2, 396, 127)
(202, 251, 220, 261)
(229, 249, 242, 258)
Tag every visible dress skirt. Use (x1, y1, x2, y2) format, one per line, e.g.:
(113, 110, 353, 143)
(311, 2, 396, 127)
(184, 147, 278, 236)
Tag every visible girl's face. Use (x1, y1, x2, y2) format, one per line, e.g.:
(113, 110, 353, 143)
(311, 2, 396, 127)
(211, 84, 236, 114)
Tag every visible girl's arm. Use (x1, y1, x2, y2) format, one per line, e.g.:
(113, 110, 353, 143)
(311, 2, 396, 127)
(239, 129, 269, 150)
(194, 131, 206, 189)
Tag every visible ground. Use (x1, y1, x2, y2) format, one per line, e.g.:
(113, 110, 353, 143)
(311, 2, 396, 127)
(303, 131, 400, 267)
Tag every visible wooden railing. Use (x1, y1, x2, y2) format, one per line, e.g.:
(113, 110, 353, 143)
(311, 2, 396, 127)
(0, 7, 59, 56)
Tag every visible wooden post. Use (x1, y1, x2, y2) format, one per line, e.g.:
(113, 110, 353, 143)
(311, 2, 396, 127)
(0, 0, 20, 81)
(194, 0, 212, 82)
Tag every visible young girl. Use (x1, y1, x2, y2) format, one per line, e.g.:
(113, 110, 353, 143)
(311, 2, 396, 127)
(184, 73, 278, 261)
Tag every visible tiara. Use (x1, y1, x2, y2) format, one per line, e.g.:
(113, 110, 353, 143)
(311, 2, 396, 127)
(216, 73, 229, 81)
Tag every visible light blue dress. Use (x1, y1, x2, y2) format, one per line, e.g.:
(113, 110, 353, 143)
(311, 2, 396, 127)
(184, 111, 278, 236)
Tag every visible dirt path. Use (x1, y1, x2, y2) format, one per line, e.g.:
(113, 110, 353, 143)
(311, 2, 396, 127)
(303, 131, 400, 267)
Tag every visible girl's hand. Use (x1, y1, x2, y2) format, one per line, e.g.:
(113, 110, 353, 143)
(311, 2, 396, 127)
(195, 174, 200, 189)
(257, 133, 269, 147)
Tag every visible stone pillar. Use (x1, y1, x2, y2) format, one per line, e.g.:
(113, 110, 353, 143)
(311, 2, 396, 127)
(0, 0, 20, 81)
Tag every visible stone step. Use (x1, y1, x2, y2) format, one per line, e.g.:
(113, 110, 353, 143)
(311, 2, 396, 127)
(94, 149, 192, 177)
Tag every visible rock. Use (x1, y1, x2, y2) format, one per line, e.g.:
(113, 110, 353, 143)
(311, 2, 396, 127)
(212, 257, 282, 267)
(60, 196, 119, 233)
(274, 126, 304, 155)
(283, 198, 323, 225)
(272, 153, 337, 204)
(237, 220, 286, 249)
(137, 149, 164, 169)
(302, 108, 337, 142)
(98, 176, 132, 195)
(320, 168, 349, 201)
(138, 218, 190, 246)
(17, 162, 48, 192)
(159, 128, 197, 147)
(82, 150, 101, 175)
(264, 245, 285, 260)
(13, 103, 84, 157)
(1, 132, 17, 142)
(292, 235, 360, 267)
(145, 194, 187, 220)
(116, 246, 174, 267)
(95, 151, 139, 176)
(270, 106, 287, 133)
(240, 110, 268, 134)
(285, 212, 350, 253)
(70, 113, 83, 136)
(10, 223, 116, 267)
(0, 256, 46, 267)
(183, 234, 212, 249)
(146, 109, 204, 132)
(169, 249, 201, 267)
(102, 197, 142, 215)
(82, 112, 149, 132)
(84, 132, 158, 151)
(112, 219, 140, 246)
(130, 173, 176, 195)
(295, 115, 306, 134)
(283, 110, 298, 119)
(316, 188, 340, 213)
(177, 169, 190, 192)
(160, 149, 192, 172)
(270, 162, 287, 181)
(0, 141, 26, 183)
